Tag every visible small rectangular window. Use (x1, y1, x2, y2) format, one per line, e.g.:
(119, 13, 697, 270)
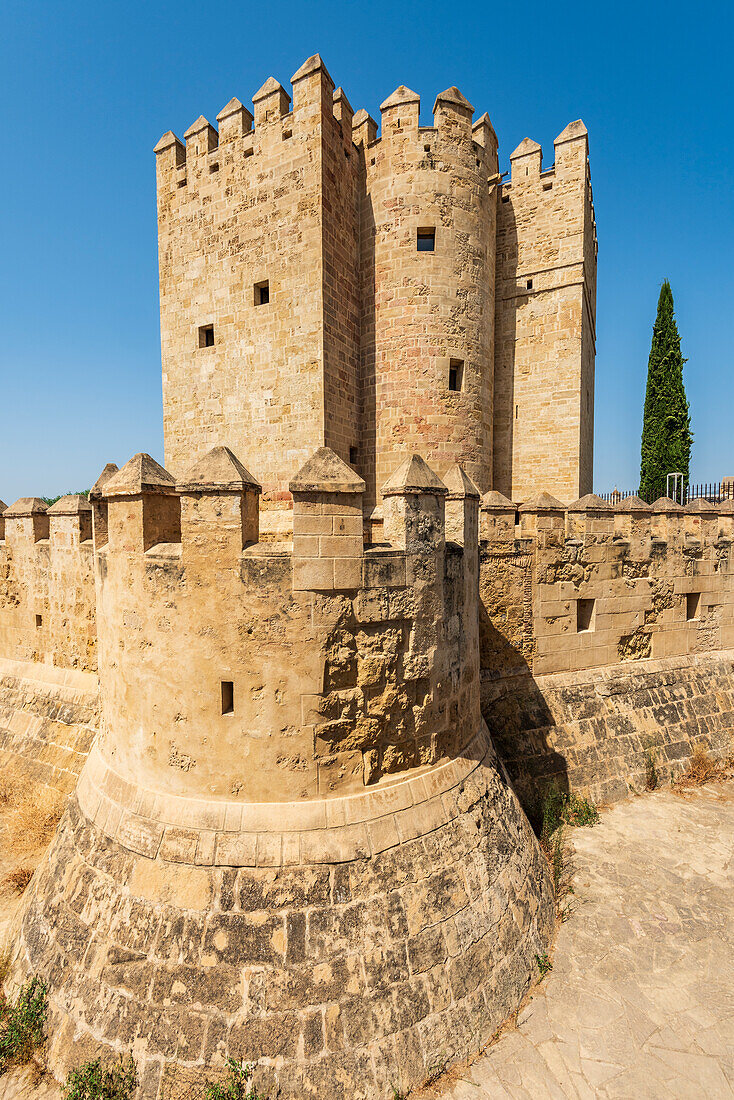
(349, 446, 358, 465)
(515, 404, 519, 419)
(526, 279, 533, 290)
(35, 614, 43, 628)
(448, 359, 464, 392)
(686, 593, 701, 621)
(199, 324, 214, 348)
(501, 194, 510, 203)
(543, 181, 553, 191)
(209, 162, 219, 174)
(417, 228, 435, 252)
(577, 599, 595, 632)
(221, 681, 234, 715)
(254, 281, 270, 306)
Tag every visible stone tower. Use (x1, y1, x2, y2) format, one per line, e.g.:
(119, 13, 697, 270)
(493, 121, 597, 501)
(156, 56, 596, 509)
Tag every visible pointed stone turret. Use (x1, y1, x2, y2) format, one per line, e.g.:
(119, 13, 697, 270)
(101, 454, 176, 499)
(183, 115, 218, 157)
(289, 447, 365, 495)
(382, 455, 447, 553)
(480, 489, 515, 543)
(443, 464, 480, 549)
(290, 448, 364, 592)
(352, 107, 378, 147)
(177, 446, 260, 493)
(102, 454, 179, 551)
(519, 491, 565, 542)
(380, 86, 420, 133)
(252, 77, 291, 125)
(382, 454, 447, 498)
(48, 495, 92, 544)
(3, 498, 49, 544)
(217, 97, 253, 142)
(178, 447, 261, 556)
(89, 463, 119, 501)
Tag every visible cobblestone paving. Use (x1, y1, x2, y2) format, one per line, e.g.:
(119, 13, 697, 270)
(438, 783, 734, 1099)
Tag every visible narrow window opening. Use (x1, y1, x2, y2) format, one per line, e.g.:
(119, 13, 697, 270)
(370, 157, 375, 166)
(501, 194, 510, 203)
(424, 143, 431, 152)
(417, 227, 436, 252)
(525, 167, 528, 176)
(543, 181, 553, 191)
(526, 279, 533, 290)
(221, 681, 234, 715)
(576, 599, 595, 632)
(397, 118, 401, 126)
(282, 129, 292, 141)
(448, 359, 464, 392)
(686, 592, 701, 621)
(209, 162, 219, 174)
(515, 404, 519, 419)
(35, 614, 42, 629)
(177, 178, 187, 188)
(349, 446, 358, 465)
(476, 158, 481, 166)
(254, 280, 270, 306)
(244, 147, 254, 158)
(199, 324, 215, 348)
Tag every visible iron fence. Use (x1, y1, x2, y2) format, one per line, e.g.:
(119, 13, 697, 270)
(598, 481, 734, 506)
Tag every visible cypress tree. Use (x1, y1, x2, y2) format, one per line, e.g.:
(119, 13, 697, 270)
(639, 280, 693, 501)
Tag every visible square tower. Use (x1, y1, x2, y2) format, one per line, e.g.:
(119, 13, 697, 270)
(493, 121, 597, 502)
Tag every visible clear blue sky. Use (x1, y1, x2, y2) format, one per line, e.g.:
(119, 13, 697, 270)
(2, 0, 732, 501)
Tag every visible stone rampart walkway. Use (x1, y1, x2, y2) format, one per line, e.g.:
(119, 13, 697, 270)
(436, 782, 734, 1099)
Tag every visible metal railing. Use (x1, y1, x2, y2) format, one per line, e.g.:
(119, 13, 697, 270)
(598, 481, 734, 506)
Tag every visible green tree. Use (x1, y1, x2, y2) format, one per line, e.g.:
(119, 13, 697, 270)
(639, 280, 693, 501)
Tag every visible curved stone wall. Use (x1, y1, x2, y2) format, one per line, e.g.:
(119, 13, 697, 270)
(11, 722, 553, 1099)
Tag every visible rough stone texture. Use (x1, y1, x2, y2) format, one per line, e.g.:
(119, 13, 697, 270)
(438, 781, 734, 1099)
(155, 59, 596, 509)
(11, 734, 554, 1099)
(493, 125, 597, 503)
(480, 497, 734, 679)
(482, 651, 734, 809)
(0, 500, 97, 672)
(0, 658, 99, 795)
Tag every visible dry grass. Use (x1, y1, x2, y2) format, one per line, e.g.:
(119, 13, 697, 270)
(0, 769, 64, 856)
(2, 867, 34, 895)
(674, 747, 734, 790)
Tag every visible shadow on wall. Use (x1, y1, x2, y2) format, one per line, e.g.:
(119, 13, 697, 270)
(479, 603, 570, 831)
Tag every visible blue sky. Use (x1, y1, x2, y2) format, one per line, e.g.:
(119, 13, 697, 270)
(2, 0, 732, 501)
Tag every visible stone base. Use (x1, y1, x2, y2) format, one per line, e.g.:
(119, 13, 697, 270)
(9, 726, 553, 1099)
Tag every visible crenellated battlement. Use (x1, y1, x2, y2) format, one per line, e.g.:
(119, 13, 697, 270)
(480, 490, 734, 677)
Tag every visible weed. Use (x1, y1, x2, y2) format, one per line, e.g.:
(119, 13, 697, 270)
(535, 953, 553, 979)
(539, 786, 599, 836)
(62, 1055, 137, 1100)
(2, 867, 33, 894)
(390, 1088, 407, 1100)
(0, 976, 47, 1073)
(644, 748, 659, 791)
(204, 1060, 267, 1100)
(674, 747, 734, 789)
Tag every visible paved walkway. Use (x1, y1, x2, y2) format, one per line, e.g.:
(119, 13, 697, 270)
(436, 782, 734, 1099)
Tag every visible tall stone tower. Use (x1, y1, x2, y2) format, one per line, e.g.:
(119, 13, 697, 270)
(156, 54, 596, 507)
(156, 56, 360, 495)
(493, 122, 597, 501)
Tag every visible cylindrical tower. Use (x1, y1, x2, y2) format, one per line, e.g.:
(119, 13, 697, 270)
(358, 86, 498, 510)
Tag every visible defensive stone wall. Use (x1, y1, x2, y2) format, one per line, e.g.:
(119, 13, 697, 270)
(7, 445, 554, 1098)
(0, 657, 99, 795)
(0, 495, 97, 674)
(479, 491, 734, 806)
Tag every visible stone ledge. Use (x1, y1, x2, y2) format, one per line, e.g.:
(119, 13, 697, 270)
(76, 723, 493, 866)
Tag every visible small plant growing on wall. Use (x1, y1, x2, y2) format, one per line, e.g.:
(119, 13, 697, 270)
(62, 1055, 138, 1100)
(204, 1060, 268, 1100)
(0, 977, 47, 1074)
